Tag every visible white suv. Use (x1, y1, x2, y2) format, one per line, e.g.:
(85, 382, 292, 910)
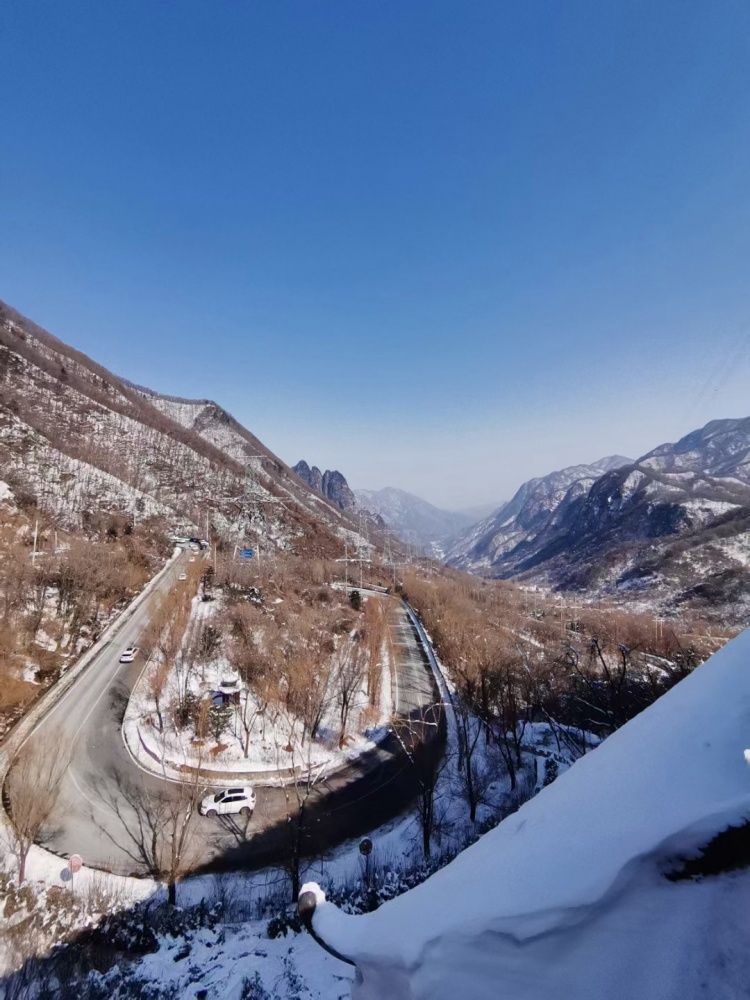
(200, 787, 256, 818)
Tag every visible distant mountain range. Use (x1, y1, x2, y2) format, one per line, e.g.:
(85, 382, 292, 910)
(354, 486, 482, 556)
(293, 462, 492, 556)
(448, 421, 750, 623)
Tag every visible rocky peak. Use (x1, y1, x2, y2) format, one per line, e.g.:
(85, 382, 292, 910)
(293, 460, 324, 494)
(294, 461, 356, 510)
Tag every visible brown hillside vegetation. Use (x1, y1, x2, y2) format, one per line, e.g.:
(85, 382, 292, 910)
(403, 567, 726, 756)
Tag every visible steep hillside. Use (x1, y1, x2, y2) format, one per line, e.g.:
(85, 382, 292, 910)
(0, 300, 362, 558)
(355, 486, 480, 556)
(447, 456, 631, 573)
(640, 417, 750, 478)
(449, 421, 750, 624)
(512, 427, 750, 622)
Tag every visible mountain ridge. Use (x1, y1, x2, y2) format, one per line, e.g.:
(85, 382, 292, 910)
(448, 423, 750, 622)
(0, 298, 363, 558)
(448, 455, 632, 573)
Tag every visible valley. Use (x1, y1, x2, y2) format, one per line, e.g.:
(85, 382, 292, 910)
(0, 298, 747, 999)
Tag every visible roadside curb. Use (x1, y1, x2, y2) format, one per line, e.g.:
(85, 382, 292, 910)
(122, 711, 315, 788)
(402, 599, 458, 737)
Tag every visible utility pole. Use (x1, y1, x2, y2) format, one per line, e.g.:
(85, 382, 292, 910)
(559, 594, 565, 638)
(358, 510, 366, 590)
(31, 518, 39, 563)
(654, 615, 663, 642)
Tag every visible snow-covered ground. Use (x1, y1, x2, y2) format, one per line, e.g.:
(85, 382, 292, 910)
(304, 625, 750, 999)
(102, 913, 354, 999)
(1, 605, 594, 999)
(1, 714, 575, 998)
(124, 592, 393, 782)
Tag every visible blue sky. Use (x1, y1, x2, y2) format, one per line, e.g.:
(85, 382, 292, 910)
(2, 1, 749, 508)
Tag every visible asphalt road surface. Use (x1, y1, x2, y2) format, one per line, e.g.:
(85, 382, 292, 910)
(13, 569, 444, 878)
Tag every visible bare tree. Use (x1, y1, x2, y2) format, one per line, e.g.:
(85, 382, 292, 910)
(147, 656, 171, 734)
(362, 597, 388, 708)
(403, 705, 447, 858)
(453, 695, 487, 821)
(285, 614, 334, 744)
(143, 585, 192, 723)
(152, 772, 206, 906)
(227, 605, 280, 757)
(6, 727, 71, 883)
(274, 731, 328, 902)
(93, 764, 207, 906)
(334, 636, 366, 743)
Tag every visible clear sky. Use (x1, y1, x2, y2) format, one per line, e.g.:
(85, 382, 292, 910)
(2, 1, 749, 509)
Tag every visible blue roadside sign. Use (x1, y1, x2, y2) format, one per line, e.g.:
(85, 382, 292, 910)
(239, 548, 254, 560)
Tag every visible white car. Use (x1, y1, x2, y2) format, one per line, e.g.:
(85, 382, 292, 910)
(200, 787, 256, 818)
(119, 646, 139, 663)
(178, 572, 188, 581)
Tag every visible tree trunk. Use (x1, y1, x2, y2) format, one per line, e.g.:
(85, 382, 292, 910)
(422, 800, 432, 858)
(290, 864, 300, 903)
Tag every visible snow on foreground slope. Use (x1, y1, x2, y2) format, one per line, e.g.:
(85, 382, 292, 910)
(304, 628, 750, 999)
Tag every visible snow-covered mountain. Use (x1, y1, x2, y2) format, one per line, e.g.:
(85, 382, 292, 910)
(355, 486, 482, 556)
(512, 420, 750, 620)
(639, 417, 750, 479)
(304, 627, 750, 999)
(448, 420, 750, 623)
(0, 299, 363, 557)
(447, 455, 631, 573)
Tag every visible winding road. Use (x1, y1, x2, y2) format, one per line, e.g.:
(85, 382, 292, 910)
(11, 560, 444, 878)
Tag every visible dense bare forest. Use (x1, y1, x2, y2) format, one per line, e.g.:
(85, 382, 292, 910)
(403, 567, 725, 787)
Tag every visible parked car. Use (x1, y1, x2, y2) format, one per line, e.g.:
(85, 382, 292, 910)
(119, 646, 139, 663)
(200, 787, 256, 818)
